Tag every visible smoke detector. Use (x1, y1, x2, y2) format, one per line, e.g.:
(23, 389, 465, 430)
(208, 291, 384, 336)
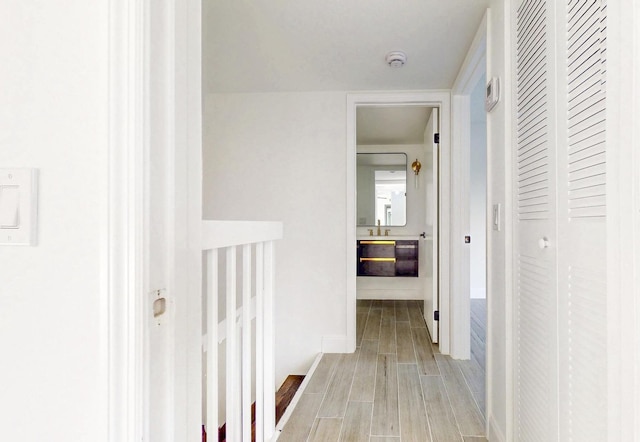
(385, 51, 407, 68)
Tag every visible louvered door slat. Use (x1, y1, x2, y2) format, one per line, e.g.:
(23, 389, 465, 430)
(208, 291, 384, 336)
(519, 32, 546, 74)
(518, 68, 546, 103)
(568, 130, 605, 153)
(568, 25, 599, 60)
(569, 92, 603, 116)
(568, 137, 604, 162)
(520, 146, 547, 167)
(568, 110, 605, 138)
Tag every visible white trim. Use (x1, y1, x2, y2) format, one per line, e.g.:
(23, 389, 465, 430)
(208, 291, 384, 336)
(606, 0, 640, 440)
(201, 220, 284, 249)
(488, 415, 506, 442)
(502, 1, 515, 438)
(355, 288, 424, 300)
(272, 353, 324, 440)
(105, 0, 146, 440)
(171, 0, 203, 439)
(450, 93, 472, 360)
(346, 91, 451, 354)
(450, 12, 487, 360)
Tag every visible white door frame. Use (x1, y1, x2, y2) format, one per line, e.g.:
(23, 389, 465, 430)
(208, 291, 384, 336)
(106, 1, 147, 440)
(450, 13, 487, 360)
(346, 91, 452, 354)
(106, 0, 203, 441)
(606, 0, 640, 438)
(170, 0, 203, 440)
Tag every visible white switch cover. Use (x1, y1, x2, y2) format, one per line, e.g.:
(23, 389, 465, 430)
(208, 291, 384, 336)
(0, 169, 38, 245)
(493, 203, 501, 231)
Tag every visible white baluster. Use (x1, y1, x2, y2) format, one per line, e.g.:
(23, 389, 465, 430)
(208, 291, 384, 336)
(226, 246, 238, 442)
(263, 241, 275, 440)
(206, 249, 218, 439)
(255, 242, 264, 441)
(242, 244, 252, 442)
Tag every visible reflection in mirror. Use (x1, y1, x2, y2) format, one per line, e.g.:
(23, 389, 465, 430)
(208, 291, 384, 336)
(357, 153, 407, 226)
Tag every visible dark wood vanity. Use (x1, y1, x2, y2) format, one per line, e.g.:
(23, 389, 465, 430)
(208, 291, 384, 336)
(357, 239, 419, 277)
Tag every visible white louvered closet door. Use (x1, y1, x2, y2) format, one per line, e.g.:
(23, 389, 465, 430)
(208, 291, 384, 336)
(557, 0, 607, 440)
(514, 0, 559, 440)
(514, 0, 608, 440)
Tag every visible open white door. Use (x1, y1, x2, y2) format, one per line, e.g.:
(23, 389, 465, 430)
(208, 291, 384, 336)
(425, 107, 439, 343)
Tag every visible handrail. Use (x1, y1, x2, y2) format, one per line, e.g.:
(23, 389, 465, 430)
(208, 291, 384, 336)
(202, 220, 283, 250)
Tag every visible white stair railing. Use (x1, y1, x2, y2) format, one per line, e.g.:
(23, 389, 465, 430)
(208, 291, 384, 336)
(202, 220, 283, 442)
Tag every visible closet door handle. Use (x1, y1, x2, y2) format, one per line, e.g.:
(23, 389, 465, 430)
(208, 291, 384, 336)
(538, 237, 550, 249)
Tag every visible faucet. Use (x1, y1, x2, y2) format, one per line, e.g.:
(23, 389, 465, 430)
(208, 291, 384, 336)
(384, 229, 390, 236)
(376, 219, 381, 236)
(368, 229, 374, 237)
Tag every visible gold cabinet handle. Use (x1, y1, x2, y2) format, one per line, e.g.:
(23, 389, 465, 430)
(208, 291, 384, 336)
(359, 257, 396, 262)
(359, 240, 396, 245)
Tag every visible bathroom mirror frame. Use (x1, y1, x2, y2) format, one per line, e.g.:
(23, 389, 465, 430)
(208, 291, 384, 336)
(356, 152, 408, 227)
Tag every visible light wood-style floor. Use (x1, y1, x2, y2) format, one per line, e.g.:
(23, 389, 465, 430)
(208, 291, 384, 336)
(278, 299, 486, 442)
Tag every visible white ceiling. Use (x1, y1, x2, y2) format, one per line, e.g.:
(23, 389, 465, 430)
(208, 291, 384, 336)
(357, 106, 432, 145)
(203, 0, 489, 93)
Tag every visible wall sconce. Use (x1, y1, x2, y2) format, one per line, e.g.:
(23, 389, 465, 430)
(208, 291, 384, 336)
(411, 159, 421, 188)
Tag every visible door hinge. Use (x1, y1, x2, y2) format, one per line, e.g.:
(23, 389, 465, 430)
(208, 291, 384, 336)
(465, 235, 471, 244)
(434, 133, 440, 144)
(434, 310, 439, 321)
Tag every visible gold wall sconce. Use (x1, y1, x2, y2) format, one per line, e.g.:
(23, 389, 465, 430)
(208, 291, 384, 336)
(411, 159, 421, 188)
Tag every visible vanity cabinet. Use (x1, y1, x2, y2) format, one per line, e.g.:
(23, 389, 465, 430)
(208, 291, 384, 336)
(357, 239, 418, 277)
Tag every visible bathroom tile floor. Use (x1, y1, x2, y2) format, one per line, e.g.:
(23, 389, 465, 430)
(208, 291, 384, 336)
(278, 299, 487, 442)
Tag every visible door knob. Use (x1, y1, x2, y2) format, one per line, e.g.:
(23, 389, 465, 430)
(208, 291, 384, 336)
(538, 237, 550, 249)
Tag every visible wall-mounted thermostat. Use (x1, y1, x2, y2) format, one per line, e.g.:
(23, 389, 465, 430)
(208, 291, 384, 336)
(485, 77, 500, 112)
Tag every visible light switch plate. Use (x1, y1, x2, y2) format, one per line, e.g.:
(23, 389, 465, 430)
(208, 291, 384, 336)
(493, 203, 501, 231)
(0, 168, 38, 245)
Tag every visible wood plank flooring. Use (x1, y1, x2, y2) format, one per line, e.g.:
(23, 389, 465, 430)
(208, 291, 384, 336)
(278, 300, 487, 442)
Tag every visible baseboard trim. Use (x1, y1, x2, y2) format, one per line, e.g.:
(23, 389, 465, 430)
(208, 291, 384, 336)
(488, 415, 506, 442)
(321, 335, 349, 353)
(470, 287, 486, 299)
(272, 353, 324, 441)
(356, 289, 423, 300)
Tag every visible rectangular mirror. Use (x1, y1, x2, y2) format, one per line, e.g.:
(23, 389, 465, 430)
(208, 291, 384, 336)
(357, 153, 407, 226)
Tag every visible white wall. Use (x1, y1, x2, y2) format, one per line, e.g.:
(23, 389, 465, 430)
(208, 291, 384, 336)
(486, 1, 510, 440)
(0, 2, 109, 440)
(470, 75, 487, 299)
(203, 92, 347, 385)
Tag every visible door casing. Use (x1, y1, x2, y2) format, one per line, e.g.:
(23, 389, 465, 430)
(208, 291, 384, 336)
(346, 91, 452, 354)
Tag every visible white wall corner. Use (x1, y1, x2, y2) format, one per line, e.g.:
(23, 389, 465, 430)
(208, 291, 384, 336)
(321, 335, 350, 353)
(452, 11, 488, 94)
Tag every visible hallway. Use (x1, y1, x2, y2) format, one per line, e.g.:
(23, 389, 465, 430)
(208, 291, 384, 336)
(278, 300, 486, 441)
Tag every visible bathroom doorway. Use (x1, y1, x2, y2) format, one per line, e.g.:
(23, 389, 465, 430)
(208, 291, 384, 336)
(354, 105, 438, 343)
(346, 92, 452, 354)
